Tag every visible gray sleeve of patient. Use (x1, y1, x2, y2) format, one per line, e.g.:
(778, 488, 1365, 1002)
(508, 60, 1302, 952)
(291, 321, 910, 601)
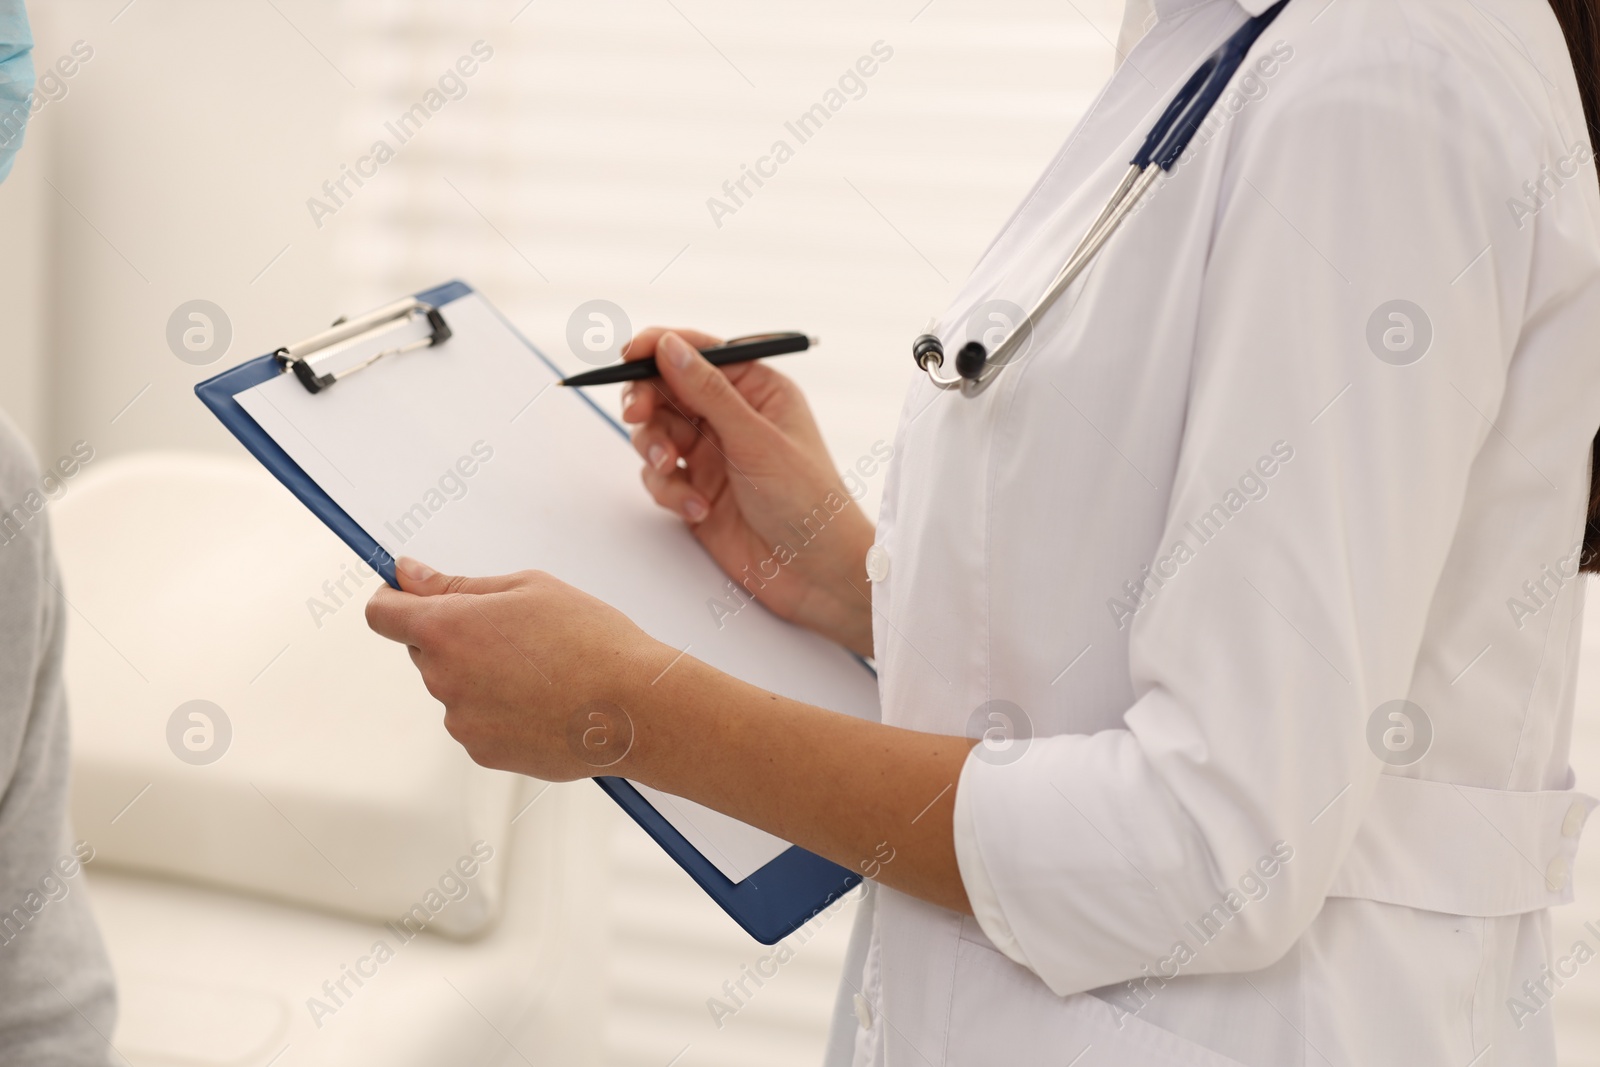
(0, 413, 117, 1065)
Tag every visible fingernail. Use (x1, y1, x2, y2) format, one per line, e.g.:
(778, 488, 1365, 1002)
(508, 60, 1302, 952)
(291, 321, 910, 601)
(683, 497, 709, 523)
(621, 384, 637, 411)
(663, 332, 695, 370)
(648, 443, 670, 470)
(397, 556, 436, 583)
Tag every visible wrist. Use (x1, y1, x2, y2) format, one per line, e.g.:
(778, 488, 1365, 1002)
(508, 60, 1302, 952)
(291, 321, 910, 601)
(560, 631, 671, 779)
(802, 506, 876, 658)
(609, 646, 728, 789)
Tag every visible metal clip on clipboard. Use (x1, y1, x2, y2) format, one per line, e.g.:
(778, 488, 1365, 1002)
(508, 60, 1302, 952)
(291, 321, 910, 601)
(274, 297, 452, 394)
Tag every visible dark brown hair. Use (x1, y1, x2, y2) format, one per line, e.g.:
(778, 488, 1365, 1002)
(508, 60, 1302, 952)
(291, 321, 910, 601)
(1547, 0, 1600, 569)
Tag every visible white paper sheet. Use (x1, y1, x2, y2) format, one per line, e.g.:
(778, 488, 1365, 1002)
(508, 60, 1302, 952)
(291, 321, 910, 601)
(236, 291, 880, 882)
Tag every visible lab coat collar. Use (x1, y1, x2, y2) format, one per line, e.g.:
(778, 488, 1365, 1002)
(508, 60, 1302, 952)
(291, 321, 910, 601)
(1150, 0, 1275, 20)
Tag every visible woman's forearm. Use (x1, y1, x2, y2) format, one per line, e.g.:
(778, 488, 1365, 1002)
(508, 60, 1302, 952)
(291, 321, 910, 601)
(615, 650, 976, 913)
(366, 561, 971, 912)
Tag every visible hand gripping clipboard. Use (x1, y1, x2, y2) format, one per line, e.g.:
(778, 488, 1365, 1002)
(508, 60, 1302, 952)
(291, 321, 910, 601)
(195, 280, 879, 943)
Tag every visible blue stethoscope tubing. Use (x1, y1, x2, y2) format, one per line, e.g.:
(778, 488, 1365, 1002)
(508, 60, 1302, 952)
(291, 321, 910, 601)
(914, 0, 1292, 393)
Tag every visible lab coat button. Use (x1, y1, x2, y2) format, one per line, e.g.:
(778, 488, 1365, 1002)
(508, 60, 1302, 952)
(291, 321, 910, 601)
(1562, 800, 1588, 838)
(1545, 856, 1569, 893)
(853, 992, 874, 1029)
(865, 545, 890, 582)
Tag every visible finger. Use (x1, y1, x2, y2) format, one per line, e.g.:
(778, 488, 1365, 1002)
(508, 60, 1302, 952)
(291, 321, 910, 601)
(634, 414, 731, 504)
(624, 362, 791, 433)
(622, 374, 691, 425)
(630, 407, 701, 472)
(621, 328, 726, 425)
(367, 568, 508, 650)
(366, 584, 427, 646)
(394, 557, 524, 597)
(622, 379, 668, 424)
(620, 332, 777, 425)
(653, 331, 770, 436)
(622, 326, 724, 363)
(640, 463, 712, 524)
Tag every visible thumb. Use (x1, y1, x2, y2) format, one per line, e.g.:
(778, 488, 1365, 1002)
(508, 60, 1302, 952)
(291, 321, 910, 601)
(655, 331, 765, 434)
(394, 557, 522, 597)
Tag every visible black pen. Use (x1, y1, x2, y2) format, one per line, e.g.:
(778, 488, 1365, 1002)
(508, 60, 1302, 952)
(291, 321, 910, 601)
(558, 332, 815, 387)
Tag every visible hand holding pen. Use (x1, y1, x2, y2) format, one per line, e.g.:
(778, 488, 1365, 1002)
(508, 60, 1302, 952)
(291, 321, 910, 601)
(614, 327, 877, 658)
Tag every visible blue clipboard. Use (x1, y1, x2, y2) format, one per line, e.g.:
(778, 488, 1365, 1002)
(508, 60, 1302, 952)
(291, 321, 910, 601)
(196, 279, 865, 945)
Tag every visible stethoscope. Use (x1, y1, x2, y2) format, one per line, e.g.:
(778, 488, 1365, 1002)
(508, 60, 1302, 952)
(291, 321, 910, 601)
(913, 0, 1291, 396)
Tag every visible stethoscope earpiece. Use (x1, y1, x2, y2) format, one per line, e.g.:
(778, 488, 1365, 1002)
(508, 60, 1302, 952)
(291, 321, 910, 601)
(955, 342, 988, 381)
(912, 333, 945, 372)
(907, 333, 990, 383)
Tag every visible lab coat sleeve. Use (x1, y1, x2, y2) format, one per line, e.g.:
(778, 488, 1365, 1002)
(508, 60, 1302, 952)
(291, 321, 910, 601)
(955, 40, 1538, 995)
(953, 756, 1033, 968)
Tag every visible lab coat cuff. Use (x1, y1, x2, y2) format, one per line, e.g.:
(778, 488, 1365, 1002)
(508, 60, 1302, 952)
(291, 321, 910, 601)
(952, 749, 1032, 969)
(957, 724, 1231, 996)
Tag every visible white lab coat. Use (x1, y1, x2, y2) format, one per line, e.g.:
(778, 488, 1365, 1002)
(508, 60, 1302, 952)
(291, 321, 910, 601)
(826, 0, 1600, 1064)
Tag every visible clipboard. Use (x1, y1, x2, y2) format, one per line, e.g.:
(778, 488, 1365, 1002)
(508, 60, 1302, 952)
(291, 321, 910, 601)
(195, 279, 875, 944)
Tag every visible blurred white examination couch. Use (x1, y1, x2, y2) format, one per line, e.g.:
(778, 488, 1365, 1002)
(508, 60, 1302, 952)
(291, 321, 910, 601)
(53, 453, 610, 1067)
(46, 452, 1600, 1066)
